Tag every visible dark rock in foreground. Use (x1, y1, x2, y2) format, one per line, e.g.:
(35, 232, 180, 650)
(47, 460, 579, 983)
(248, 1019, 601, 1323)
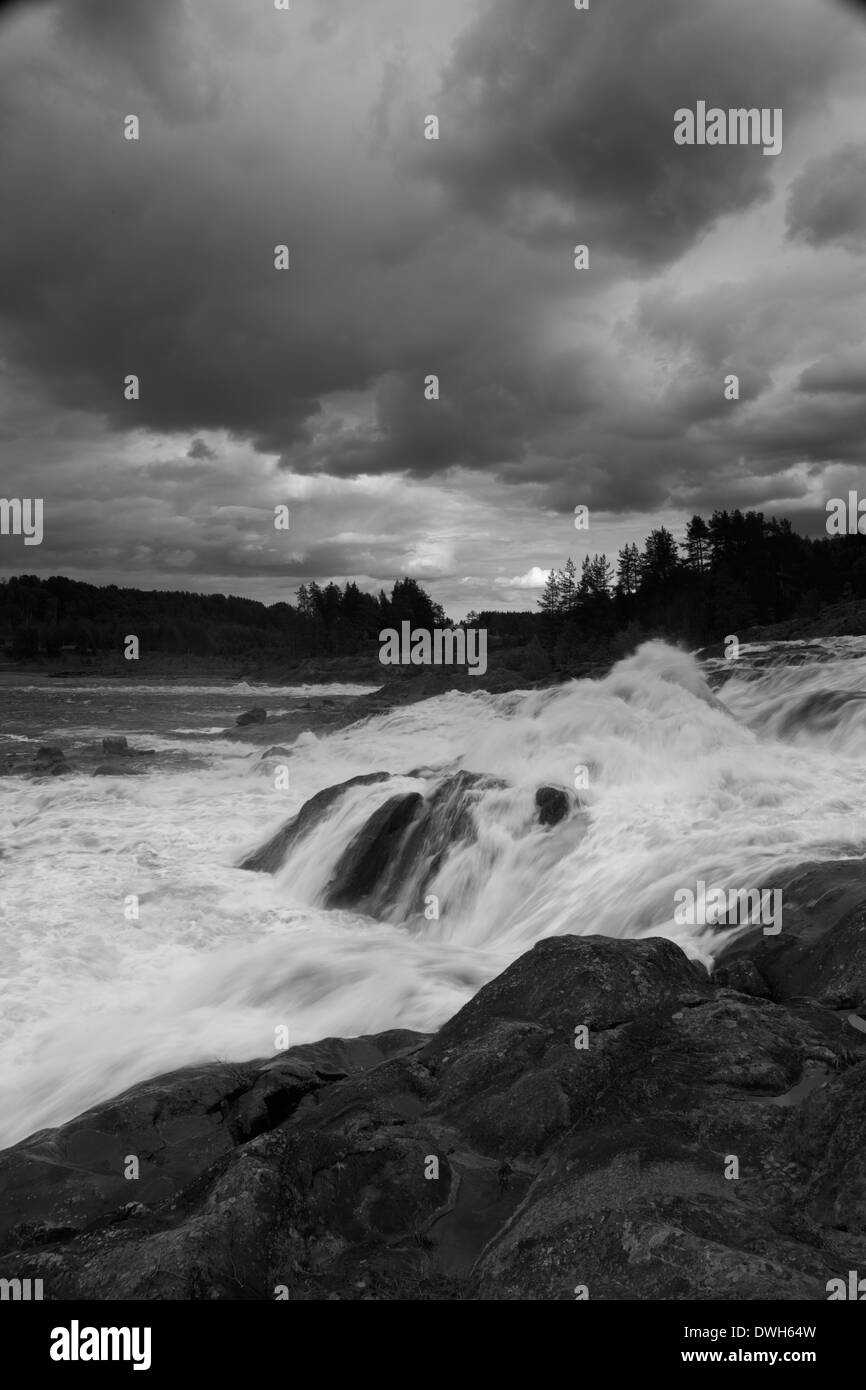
(715, 859, 866, 1009)
(2, 926, 866, 1301)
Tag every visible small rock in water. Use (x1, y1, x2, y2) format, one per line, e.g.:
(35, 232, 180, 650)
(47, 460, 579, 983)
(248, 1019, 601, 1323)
(535, 785, 570, 826)
(236, 706, 267, 726)
(34, 745, 65, 764)
(33, 746, 67, 776)
(102, 736, 130, 755)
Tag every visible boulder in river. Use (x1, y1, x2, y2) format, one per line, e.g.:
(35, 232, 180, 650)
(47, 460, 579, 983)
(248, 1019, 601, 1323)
(102, 736, 130, 755)
(33, 745, 66, 775)
(239, 772, 392, 872)
(236, 707, 267, 727)
(324, 792, 424, 909)
(534, 785, 570, 826)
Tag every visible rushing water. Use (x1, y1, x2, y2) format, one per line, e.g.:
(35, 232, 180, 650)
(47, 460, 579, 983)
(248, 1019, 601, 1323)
(0, 639, 864, 1148)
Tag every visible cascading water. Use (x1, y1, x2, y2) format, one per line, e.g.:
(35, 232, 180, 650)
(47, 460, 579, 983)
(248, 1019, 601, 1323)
(0, 638, 864, 1148)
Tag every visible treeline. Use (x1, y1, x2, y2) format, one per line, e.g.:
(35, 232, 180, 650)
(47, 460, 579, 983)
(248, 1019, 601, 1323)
(3, 509, 865, 670)
(0, 575, 448, 661)
(533, 509, 866, 670)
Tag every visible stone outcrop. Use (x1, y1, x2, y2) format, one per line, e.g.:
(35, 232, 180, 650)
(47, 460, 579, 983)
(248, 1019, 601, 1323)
(2, 920, 865, 1301)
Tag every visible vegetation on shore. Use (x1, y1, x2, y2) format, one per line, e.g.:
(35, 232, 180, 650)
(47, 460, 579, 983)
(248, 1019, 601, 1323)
(3, 508, 865, 681)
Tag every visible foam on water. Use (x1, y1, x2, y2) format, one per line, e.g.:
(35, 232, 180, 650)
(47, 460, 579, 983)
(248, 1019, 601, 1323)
(6, 682, 380, 697)
(0, 639, 863, 1146)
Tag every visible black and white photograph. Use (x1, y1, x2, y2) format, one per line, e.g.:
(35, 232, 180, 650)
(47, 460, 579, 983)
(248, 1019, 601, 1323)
(1, 0, 866, 1351)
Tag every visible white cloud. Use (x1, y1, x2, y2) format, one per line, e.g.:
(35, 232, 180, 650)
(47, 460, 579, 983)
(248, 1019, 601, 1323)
(496, 567, 552, 589)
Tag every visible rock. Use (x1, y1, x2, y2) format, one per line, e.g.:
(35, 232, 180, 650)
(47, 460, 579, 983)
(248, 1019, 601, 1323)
(239, 772, 391, 872)
(236, 707, 267, 727)
(716, 859, 866, 1007)
(92, 763, 143, 777)
(243, 768, 504, 919)
(33, 746, 66, 775)
(324, 792, 424, 909)
(321, 771, 504, 917)
(2, 935, 865, 1301)
(791, 1059, 866, 1230)
(761, 899, 866, 1008)
(102, 737, 130, 755)
(712, 958, 770, 997)
(535, 785, 570, 826)
(35, 745, 65, 764)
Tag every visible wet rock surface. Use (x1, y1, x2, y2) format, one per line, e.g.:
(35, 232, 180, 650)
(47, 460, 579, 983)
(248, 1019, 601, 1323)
(235, 706, 268, 727)
(239, 772, 393, 873)
(535, 785, 571, 826)
(241, 768, 507, 922)
(0, 736, 164, 778)
(2, 925, 865, 1301)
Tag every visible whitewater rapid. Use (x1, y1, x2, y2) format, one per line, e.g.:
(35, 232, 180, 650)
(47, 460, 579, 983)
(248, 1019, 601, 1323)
(1, 639, 864, 1147)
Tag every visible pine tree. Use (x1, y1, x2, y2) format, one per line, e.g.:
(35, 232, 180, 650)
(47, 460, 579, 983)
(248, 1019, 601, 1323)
(538, 568, 562, 614)
(616, 543, 640, 597)
(559, 557, 578, 613)
(682, 516, 710, 574)
(641, 528, 679, 585)
(579, 553, 614, 599)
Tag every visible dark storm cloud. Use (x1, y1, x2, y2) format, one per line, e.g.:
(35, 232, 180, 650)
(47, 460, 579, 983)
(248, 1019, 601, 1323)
(0, 0, 857, 484)
(787, 144, 866, 250)
(0, 0, 865, 594)
(423, 0, 859, 266)
(281, 349, 604, 480)
(739, 392, 866, 465)
(56, 0, 219, 122)
(798, 349, 866, 394)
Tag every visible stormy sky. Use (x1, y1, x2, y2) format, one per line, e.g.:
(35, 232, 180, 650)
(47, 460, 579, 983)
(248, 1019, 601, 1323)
(0, 0, 864, 618)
